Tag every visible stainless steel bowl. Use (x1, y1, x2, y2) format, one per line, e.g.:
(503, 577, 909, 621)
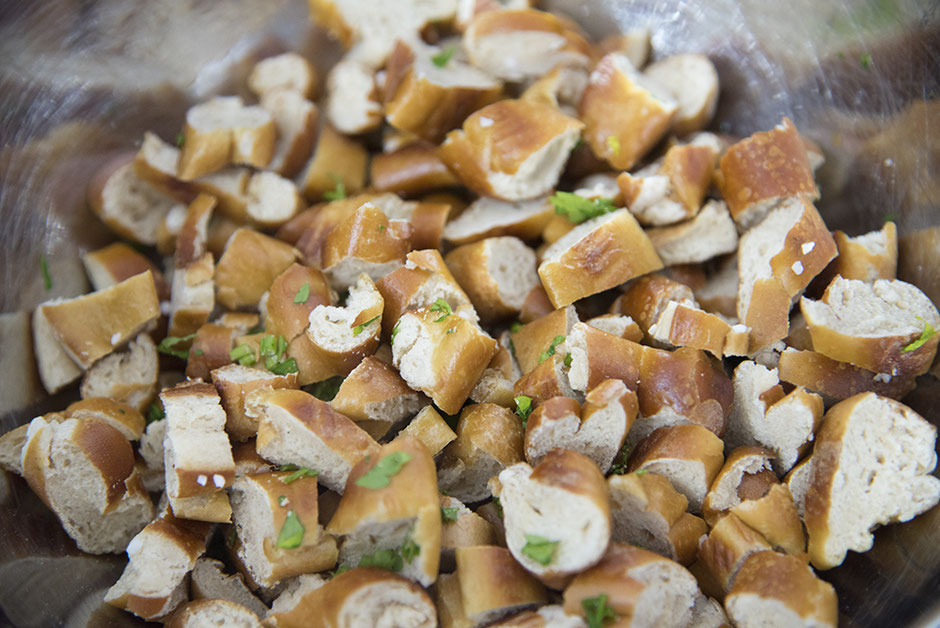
(1, 1, 938, 625)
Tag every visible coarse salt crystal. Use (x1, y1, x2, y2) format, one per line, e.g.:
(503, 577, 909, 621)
(110, 332, 121, 345)
(196, 475, 208, 486)
(791, 261, 804, 275)
(213, 474, 225, 488)
(802, 241, 815, 255)
(479, 116, 494, 128)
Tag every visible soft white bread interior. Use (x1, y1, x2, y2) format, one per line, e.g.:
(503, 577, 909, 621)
(260, 88, 319, 177)
(138, 416, 167, 493)
(88, 157, 176, 245)
(211, 363, 298, 442)
(443, 196, 554, 246)
(800, 277, 940, 378)
(164, 598, 262, 628)
(325, 57, 382, 135)
(190, 557, 268, 618)
(104, 515, 211, 621)
(326, 436, 441, 586)
(646, 199, 738, 267)
(724, 550, 838, 628)
(642, 53, 719, 135)
(496, 449, 611, 581)
(562, 543, 700, 628)
(248, 52, 317, 98)
(329, 356, 425, 440)
(80, 333, 158, 412)
(251, 388, 380, 494)
(31, 302, 84, 394)
(805, 392, 940, 570)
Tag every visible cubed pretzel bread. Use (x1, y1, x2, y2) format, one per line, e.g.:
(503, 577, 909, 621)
(80, 333, 159, 413)
(646, 199, 739, 267)
(164, 599, 262, 628)
(371, 143, 460, 197)
(215, 227, 301, 311)
(329, 356, 425, 440)
(443, 196, 555, 246)
(82, 241, 170, 299)
(296, 124, 369, 203)
(324, 57, 383, 135)
(211, 364, 298, 442)
(189, 557, 268, 618)
(400, 405, 457, 458)
(643, 53, 719, 135)
(248, 52, 317, 99)
(321, 204, 412, 292)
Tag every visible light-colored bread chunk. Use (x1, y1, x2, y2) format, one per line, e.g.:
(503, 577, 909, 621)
(643, 54, 719, 135)
(324, 57, 383, 135)
(82, 241, 170, 298)
(177, 96, 276, 180)
(731, 483, 806, 556)
(698, 512, 773, 592)
(329, 356, 425, 440)
(445, 236, 540, 323)
(215, 228, 301, 311)
(265, 566, 437, 628)
(104, 515, 212, 621)
(520, 65, 590, 117)
(463, 9, 590, 82)
(725, 360, 823, 474)
(87, 155, 176, 245)
(525, 380, 637, 473)
(20, 415, 154, 553)
(725, 551, 837, 628)
(496, 449, 611, 583)
(327, 436, 441, 586)
(321, 205, 411, 292)
(830, 220, 898, 282)
(248, 52, 317, 99)
(717, 118, 819, 229)
(801, 277, 940, 378)
(608, 471, 707, 566)
(470, 338, 519, 407)
(211, 364, 298, 442)
(646, 300, 733, 359)
(615, 274, 698, 340)
(260, 89, 319, 177)
(777, 347, 917, 402)
(230, 470, 337, 588)
(391, 306, 498, 415)
(400, 405, 457, 457)
(161, 382, 235, 523)
(251, 389, 380, 493)
(805, 392, 940, 569)
(439, 495, 499, 568)
(190, 557, 268, 618)
(562, 543, 700, 628)
(263, 263, 333, 343)
(371, 144, 460, 197)
(438, 403, 523, 503)
(736, 196, 836, 352)
(646, 199, 739, 267)
(296, 124, 368, 202)
(586, 314, 644, 343)
(443, 196, 554, 246)
(538, 209, 663, 308)
(785, 455, 815, 518)
(511, 306, 578, 376)
(62, 397, 146, 441)
(439, 99, 583, 201)
(37, 270, 160, 371)
(579, 53, 677, 170)
(165, 598, 261, 628)
(80, 333, 158, 412)
(702, 446, 777, 525)
(242, 170, 305, 228)
(0, 424, 29, 474)
(168, 195, 216, 338)
(139, 417, 167, 492)
(627, 425, 725, 513)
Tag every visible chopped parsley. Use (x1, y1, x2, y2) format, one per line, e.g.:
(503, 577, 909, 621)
(492, 495, 503, 518)
(175, 132, 185, 147)
(441, 506, 460, 522)
(294, 283, 310, 304)
(229, 344, 257, 366)
(550, 192, 618, 224)
(902, 317, 936, 353)
(40, 256, 52, 290)
(355, 451, 413, 489)
(521, 534, 559, 565)
(353, 315, 380, 337)
(275, 510, 305, 549)
(281, 466, 319, 484)
(608, 442, 631, 475)
(379, 224, 386, 232)
(158, 333, 196, 359)
(400, 535, 420, 563)
(308, 376, 343, 401)
(146, 404, 165, 425)
(860, 52, 872, 69)
(429, 298, 453, 323)
(359, 548, 403, 572)
(582, 594, 618, 628)
(883, 212, 898, 224)
(514, 395, 533, 430)
(391, 320, 402, 343)
(563, 352, 573, 367)
(539, 335, 566, 364)
(635, 469, 649, 476)
(606, 135, 621, 155)
(260, 334, 296, 374)
(324, 173, 347, 201)
(431, 45, 457, 68)
(510, 321, 524, 333)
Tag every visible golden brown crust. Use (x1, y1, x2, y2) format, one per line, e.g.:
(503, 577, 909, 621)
(743, 278, 792, 353)
(830, 221, 898, 282)
(539, 210, 663, 308)
(215, 228, 301, 311)
(455, 545, 549, 620)
(298, 124, 368, 202)
(321, 204, 412, 280)
(731, 484, 806, 556)
(777, 348, 917, 401)
(511, 306, 577, 375)
(265, 263, 333, 342)
(71, 417, 137, 512)
(444, 238, 532, 324)
(579, 53, 675, 170)
(212, 365, 298, 442)
(616, 274, 696, 336)
(438, 99, 584, 199)
(63, 397, 146, 441)
(717, 118, 819, 225)
(371, 142, 460, 197)
(628, 424, 725, 480)
(177, 99, 276, 181)
(444, 403, 525, 475)
(185, 323, 236, 381)
(82, 242, 171, 301)
(175, 194, 216, 268)
(698, 513, 773, 592)
(702, 446, 776, 525)
(329, 356, 422, 439)
(652, 302, 731, 359)
(400, 405, 457, 457)
(726, 551, 838, 627)
(572, 324, 645, 394)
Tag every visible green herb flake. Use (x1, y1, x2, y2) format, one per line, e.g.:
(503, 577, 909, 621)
(331, 565, 352, 578)
(510, 321, 524, 333)
(308, 376, 344, 401)
(493, 495, 503, 518)
(514, 395, 533, 430)
(606, 135, 621, 155)
(902, 317, 936, 353)
(176, 132, 185, 147)
(608, 442, 631, 475)
(276, 510, 305, 549)
(441, 506, 460, 522)
(635, 469, 649, 476)
(521, 533, 559, 565)
(429, 298, 453, 323)
(158, 333, 197, 359)
(281, 466, 319, 484)
(563, 352, 573, 367)
(294, 283, 311, 304)
(431, 45, 457, 68)
(379, 224, 386, 232)
(146, 404, 165, 425)
(193, 349, 204, 356)
(229, 344, 257, 367)
(270, 357, 299, 375)
(860, 52, 872, 69)
(391, 320, 402, 343)
(324, 173, 347, 201)
(40, 256, 52, 291)
(359, 548, 403, 572)
(400, 535, 420, 563)
(539, 335, 566, 364)
(278, 464, 299, 471)
(355, 451, 413, 489)
(883, 213, 898, 224)
(582, 593, 618, 628)
(550, 192, 618, 224)
(353, 316, 380, 337)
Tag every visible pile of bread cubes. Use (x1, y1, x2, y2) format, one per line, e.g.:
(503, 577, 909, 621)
(2, 0, 939, 626)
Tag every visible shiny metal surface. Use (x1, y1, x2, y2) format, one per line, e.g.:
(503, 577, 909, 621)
(0, 1, 938, 626)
